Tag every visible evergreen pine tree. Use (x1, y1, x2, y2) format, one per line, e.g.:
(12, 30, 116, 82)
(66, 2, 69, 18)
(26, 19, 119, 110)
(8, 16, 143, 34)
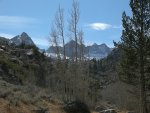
(118, 0, 150, 113)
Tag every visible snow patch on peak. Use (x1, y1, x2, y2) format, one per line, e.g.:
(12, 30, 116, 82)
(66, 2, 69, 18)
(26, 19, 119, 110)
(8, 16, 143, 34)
(10, 32, 34, 46)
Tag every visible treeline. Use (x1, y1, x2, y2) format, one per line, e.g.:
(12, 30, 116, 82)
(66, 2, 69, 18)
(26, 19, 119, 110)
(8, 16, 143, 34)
(45, 59, 102, 107)
(1, 0, 149, 112)
(47, 0, 150, 112)
(46, 0, 101, 107)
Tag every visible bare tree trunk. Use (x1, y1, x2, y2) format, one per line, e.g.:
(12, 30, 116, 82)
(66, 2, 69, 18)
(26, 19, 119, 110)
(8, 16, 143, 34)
(140, 2, 147, 112)
(50, 26, 60, 59)
(69, 0, 80, 62)
(78, 30, 84, 61)
(55, 6, 66, 60)
(140, 52, 147, 113)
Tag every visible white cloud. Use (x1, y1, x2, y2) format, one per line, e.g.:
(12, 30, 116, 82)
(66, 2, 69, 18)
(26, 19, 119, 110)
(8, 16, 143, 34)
(112, 25, 122, 29)
(0, 33, 15, 39)
(87, 23, 122, 31)
(87, 23, 112, 30)
(0, 16, 38, 29)
(33, 37, 49, 47)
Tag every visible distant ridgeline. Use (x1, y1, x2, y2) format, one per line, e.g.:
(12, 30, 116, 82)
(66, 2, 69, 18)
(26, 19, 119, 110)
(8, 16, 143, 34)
(10, 32, 35, 46)
(0, 32, 112, 59)
(47, 40, 112, 60)
(0, 32, 34, 46)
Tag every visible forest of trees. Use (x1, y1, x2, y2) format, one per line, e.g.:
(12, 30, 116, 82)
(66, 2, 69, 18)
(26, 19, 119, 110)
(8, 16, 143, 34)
(0, 0, 150, 113)
(48, 0, 150, 112)
(48, 0, 101, 107)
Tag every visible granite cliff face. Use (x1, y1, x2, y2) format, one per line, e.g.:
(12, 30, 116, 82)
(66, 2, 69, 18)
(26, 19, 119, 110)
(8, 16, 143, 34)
(10, 32, 34, 46)
(47, 40, 112, 59)
(85, 43, 112, 59)
(1, 32, 112, 59)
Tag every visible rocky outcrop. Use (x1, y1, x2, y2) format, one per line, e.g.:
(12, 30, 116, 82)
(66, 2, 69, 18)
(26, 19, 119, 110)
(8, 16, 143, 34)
(10, 32, 34, 46)
(47, 40, 112, 59)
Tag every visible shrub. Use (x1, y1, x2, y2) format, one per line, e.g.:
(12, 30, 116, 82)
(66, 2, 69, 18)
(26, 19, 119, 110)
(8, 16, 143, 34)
(64, 100, 91, 113)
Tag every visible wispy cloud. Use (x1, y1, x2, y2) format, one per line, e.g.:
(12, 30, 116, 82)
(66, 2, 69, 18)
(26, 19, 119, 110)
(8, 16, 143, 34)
(0, 16, 38, 29)
(0, 33, 15, 39)
(87, 23, 111, 30)
(32, 37, 49, 47)
(87, 22, 122, 31)
(112, 25, 122, 29)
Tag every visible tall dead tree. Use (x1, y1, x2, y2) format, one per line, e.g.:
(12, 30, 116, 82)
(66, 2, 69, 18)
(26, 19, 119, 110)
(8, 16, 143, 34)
(78, 29, 84, 61)
(50, 25, 60, 59)
(69, 0, 80, 62)
(55, 6, 66, 60)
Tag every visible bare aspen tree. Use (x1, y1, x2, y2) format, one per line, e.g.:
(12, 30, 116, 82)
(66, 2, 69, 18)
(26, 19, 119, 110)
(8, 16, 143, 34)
(50, 26, 60, 59)
(78, 29, 84, 61)
(68, 0, 80, 100)
(69, 0, 80, 62)
(55, 6, 69, 101)
(55, 6, 66, 60)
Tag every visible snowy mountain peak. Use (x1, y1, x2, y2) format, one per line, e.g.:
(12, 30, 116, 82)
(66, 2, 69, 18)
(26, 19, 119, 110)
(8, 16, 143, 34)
(47, 41, 112, 59)
(10, 32, 34, 46)
(100, 43, 108, 47)
(92, 43, 98, 46)
(20, 32, 29, 37)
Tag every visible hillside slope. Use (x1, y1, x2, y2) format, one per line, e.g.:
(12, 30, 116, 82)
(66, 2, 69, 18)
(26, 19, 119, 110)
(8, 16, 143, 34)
(0, 79, 65, 113)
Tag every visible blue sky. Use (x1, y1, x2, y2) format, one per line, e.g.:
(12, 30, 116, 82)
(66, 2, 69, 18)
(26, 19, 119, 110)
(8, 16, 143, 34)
(0, 0, 131, 49)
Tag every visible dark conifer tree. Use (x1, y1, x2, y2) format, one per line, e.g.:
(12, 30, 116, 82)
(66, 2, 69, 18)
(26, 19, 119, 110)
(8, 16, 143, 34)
(118, 0, 150, 113)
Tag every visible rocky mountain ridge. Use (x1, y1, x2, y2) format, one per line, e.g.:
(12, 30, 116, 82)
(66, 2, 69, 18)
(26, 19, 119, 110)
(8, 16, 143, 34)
(10, 32, 35, 46)
(47, 40, 112, 59)
(0, 32, 112, 59)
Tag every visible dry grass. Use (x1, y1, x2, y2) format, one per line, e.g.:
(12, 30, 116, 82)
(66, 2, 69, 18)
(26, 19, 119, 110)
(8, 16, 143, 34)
(0, 95, 66, 113)
(0, 79, 137, 113)
(0, 79, 66, 113)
